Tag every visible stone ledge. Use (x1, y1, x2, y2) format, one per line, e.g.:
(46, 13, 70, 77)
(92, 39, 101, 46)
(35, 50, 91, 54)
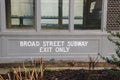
(0, 61, 115, 68)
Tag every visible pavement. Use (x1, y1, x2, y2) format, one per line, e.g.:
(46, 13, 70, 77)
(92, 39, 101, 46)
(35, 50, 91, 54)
(0, 68, 9, 74)
(0, 67, 110, 74)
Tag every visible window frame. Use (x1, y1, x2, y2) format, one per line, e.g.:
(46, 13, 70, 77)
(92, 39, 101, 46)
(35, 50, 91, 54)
(5, 0, 36, 29)
(0, 0, 107, 33)
(40, 0, 70, 30)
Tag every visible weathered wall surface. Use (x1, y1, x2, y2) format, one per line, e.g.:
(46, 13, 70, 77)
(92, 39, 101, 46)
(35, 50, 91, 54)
(0, 33, 116, 63)
(0, 37, 1, 57)
(0, 0, 118, 63)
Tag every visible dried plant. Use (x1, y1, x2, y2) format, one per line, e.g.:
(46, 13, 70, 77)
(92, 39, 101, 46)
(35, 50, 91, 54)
(7, 73, 11, 80)
(0, 75, 4, 80)
(0, 57, 44, 80)
(88, 56, 99, 70)
(40, 57, 44, 80)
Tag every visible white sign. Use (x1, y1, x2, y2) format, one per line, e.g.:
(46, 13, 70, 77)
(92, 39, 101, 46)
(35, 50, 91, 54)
(19, 41, 88, 53)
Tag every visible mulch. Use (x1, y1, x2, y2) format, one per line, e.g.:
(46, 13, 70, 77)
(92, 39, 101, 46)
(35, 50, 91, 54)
(1, 69, 120, 80)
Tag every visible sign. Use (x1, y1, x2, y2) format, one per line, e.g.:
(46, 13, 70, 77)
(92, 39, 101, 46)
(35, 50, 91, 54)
(7, 39, 99, 55)
(19, 40, 88, 53)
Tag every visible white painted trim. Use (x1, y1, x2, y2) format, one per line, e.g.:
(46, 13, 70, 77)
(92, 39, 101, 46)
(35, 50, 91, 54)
(36, 0, 41, 32)
(7, 53, 100, 56)
(0, 0, 6, 32)
(1, 37, 7, 57)
(0, 38, 1, 57)
(0, 31, 108, 36)
(101, 0, 108, 32)
(69, 0, 74, 32)
(0, 1, 2, 32)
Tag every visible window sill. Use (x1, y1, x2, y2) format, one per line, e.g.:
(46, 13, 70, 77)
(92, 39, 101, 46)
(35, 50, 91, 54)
(0, 30, 108, 36)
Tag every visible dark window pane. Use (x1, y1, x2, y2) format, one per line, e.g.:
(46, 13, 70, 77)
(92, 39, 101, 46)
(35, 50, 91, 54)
(41, 0, 69, 30)
(74, 0, 102, 30)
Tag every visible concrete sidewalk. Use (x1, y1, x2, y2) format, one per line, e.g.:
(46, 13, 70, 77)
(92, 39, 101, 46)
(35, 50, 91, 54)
(0, 67, 111, 74)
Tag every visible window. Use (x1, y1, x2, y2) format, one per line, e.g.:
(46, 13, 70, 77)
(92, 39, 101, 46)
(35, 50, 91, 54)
(6, 0, 35, 29)
(41, 0, 69, 30)
(74, 0, 83, 29)
(5, 0, 103, 30)
(74, 0, 102, 30)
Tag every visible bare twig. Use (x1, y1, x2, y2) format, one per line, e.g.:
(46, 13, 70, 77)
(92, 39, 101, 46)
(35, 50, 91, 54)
(0, 75, 4, 80)
(88, 56, 99, 70)
(7, 73, 11, 80)
(40, 57, 44, 80)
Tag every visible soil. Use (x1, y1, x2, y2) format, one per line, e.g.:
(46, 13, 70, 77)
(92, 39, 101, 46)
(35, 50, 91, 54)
(1, 69, 120, 80)
(0, 61, 119, 80)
